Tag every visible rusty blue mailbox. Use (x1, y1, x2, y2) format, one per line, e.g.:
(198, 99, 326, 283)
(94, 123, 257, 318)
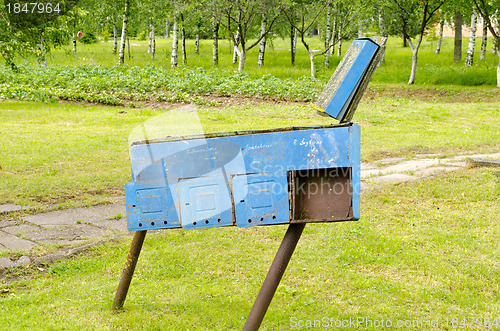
(114, 38, 381, 331)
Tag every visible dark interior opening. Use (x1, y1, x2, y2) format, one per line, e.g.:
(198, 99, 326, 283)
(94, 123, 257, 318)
(289, 167, 353, 223)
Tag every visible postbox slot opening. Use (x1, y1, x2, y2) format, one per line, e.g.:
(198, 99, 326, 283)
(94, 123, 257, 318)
(290, 167, 353, 222)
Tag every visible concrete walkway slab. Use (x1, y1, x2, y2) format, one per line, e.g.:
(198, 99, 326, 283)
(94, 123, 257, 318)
(22, 224, 114, 242)
(414, 166, 460, 177)
(22, 204, 126, 228)
(0, 233, 36, 250)
(371, 174, 416, 183)
(2, 224, 39, 235)
(0, 204, 26, 213)
(381, 159, 440, 174)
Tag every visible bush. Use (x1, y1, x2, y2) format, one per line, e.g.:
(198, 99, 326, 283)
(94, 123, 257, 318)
(101, 27, 111, 42)
(80, 32, 98, 44)
(137, 30, 148, 41)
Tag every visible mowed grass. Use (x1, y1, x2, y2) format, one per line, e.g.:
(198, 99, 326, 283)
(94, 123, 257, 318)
(0, 167, 498, 330)
(1, 94, 499, 205)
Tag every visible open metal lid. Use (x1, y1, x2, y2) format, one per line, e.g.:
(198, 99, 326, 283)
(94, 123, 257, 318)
(313, 38, 381, 123)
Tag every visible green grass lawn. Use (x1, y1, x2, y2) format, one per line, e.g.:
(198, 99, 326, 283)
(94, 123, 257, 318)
(1, 93, 498, 206)
(0, 167, 498, 330)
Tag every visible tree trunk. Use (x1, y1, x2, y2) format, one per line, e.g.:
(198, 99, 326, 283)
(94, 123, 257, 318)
(72, 31, 77, 53)
(378, 8, 388, 63)
(454, 11, 463, 63)
(291, 24, 296, 66)
(148, 25, 152, 54)
(465, 10, 477, 67)
(127, 35, 131, 59)
(38, 37, 47, 68)
(258, 15, 267, 67)
(195, 26, 200, 54)
(337, 26, 342, 57)
(407, 35, 423, 85)
(118, 0, 129, 65)
(324, 4, 331, 67)
(238, 48, 246, 72)
(166, 21, 169, 38)
(181, 14, 186, 64)
(358, 20, 363, 38)
(497, 41, 500, 88)
(151, 25, 155, 59)
(402, 33, 408, 47)
(480, 24, 487, 61)
(171, 19, 179, 68)
(212, 19, 219, 66)
(330, 18, 336, 56)
(308, 49, 315, 80)
(112, 23, 117, 54)
(435, 16, 444, 54)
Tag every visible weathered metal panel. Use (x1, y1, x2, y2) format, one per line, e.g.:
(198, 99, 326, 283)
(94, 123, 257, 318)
(233, 173, 289, 227)
(313, 38, 380, 122)
(125, 124, 360, 231)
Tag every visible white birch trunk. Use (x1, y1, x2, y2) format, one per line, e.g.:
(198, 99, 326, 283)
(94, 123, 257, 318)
(233, 29, 240, 64)
(118, 0, 129, 65)
(497, 42, 500, 88)
(151, 25, 155, 59)
(112, 23, 117, 54)
(337, 26, 342, 57)
(330, 18, 336, 56)
(324, 4, 331, 67)
(127, 35, 131, 59)
(378, 8, 388, 63)
(407, 36, 423, 85)
(148, 24, 152, 53)
(290, 25, 296, 66)
(181, 14, 186, 64)
(435, 16, 444, 54)
(195, 27, 200, 54)
(38, 38, 47, 68)
(72, 32, 77, 53)
(238, 48, 246, 72)
(212, 19, 219, 66)
(480, 24, 487, 61)
(465, 10, 477, 67)
(258, 16, 267, 67)
(309, 50, 315, 80)
(358, 21, 363, 38)
(171, 19, 178, 68)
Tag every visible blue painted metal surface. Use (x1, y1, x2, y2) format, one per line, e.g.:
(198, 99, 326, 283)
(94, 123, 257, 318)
(125, 124, 361, 231)
(313, 38, 380, 122)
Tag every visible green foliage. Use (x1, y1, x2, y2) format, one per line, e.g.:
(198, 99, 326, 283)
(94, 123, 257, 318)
(79, 31, 98, 44)
(136, 30, 148, 41)
(101, 26, 111, 42)
(0, 65, 321, 104)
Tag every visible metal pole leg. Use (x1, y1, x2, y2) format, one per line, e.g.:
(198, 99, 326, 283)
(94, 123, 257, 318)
(113, 230, 147, 310)
(243, 223, 306, 331)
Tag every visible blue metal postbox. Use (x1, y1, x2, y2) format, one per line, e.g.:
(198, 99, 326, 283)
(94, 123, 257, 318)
(125, 38, 380, 232)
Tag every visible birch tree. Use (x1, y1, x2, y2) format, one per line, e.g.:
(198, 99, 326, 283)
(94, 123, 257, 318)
(480, 17, 487, 60)
(212, 0, 286, 72)
(258, 14, 268, 67)
(435, 10, 444, 54)
(118, 0, 130, 65)
(171, 17, 179, 67)
(386, 0, 446, 84)
(473, 0, 500, 87)
(465, 8, 477, 66)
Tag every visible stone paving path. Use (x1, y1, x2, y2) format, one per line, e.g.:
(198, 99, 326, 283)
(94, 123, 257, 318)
(0, 152, 499, 269)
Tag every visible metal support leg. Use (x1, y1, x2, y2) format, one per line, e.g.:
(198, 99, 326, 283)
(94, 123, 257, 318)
(243, 223, 306, 331)
(113, 230, 147, 310)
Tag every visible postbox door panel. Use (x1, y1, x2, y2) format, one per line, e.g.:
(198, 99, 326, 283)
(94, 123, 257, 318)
(178, 175, 233, 230)
(233, 173, 290, 227)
